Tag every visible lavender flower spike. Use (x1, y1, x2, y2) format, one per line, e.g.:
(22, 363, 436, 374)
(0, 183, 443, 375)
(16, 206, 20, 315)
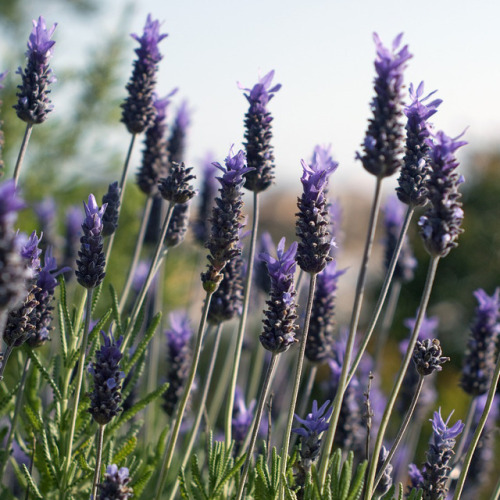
(88, 332, 124, 425)
(356, 33, 412, 178)
(101, 182, 121, 237)
(75, 194, 107, 289)
(97, 464, 133, 499)
(15, 16, 57, 124)
(239, 70, 281, 192)
(121, 14, 167, 134)
(193, 155, 218, 247)
(259, 237, 298, 353)
(168, 100, 191, 166)
(421, 408, 464, 500)
(202, 147, 253, 291)
(461, 288, 500, 396)
(296, 145, 337, 274)
(397, 82, 442, 206)
(418, 130, 467, 257)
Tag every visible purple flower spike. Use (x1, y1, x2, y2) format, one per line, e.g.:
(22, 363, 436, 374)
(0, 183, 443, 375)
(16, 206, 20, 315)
(75, 194, 107, 289)
(232, 387, 258, 446)
(239, 70, 281, 192)
(20, 230, 43, 275)
(461, 288, 500, 396)
(0, 181, 26, 225)
(168, 100, 191, 166)
(163, 311, 193, 416)
(259, 237, 298, 353)
(296, 145, 337, 274)
(15, 16, 57, 124)
(121, 14, 167, 134)
(202, 147, 252, 291)
(97, 464, 133, 499)
(418, 130, 466, 257)
(357, 33, 412, 178)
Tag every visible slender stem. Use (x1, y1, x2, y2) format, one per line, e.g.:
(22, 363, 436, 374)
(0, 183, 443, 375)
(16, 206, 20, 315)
(374, 279, 402, 371)
(13, 123, 34, 186)
(118, 196, 154, 313)
(246, 338, 266, 404)
(154, 290, 214, 500)
(452, 396, 477, 467)
(318, 176, 383, 486)
(364, 255, 440, 500)
(0, 357, 31, 483)
(225, 191, 260, 447)
(0, 344, 14, 381)
(103, 133, 137, 271)
(91, 425, 105, 500)
(63, 288, 94, 491)
(121, 202, 175, 353)
(167, 323, 224, 500)
(236, 353, 279, 500)
(348, 205, 415, 386)
(373, 375, 424, 491)
(279, 273, 317, 499)
(490, 474, 500, 500)
(453, 350, 500, 500)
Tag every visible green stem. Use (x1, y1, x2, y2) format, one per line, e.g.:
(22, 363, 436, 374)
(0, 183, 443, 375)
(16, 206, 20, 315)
(91, 425, 105, 500)
(364, 255, 440, 500)
(373, 375, 424, 491)
(167, 323, 224, 500)
(118, 196, 154, 314)
(490, 474, 500, 500)
(318, 176, 383, 486)
(0, 357, 31, 483)
(121, 202, 175, 354)
(452, 350, 500, 500)
(347, 205, 415, 386)
(225, 191, 260, 448)
(451, 395, 477, 467)
(246, 339, 266, 405)
(279, 272, 317, 499)
(63, 287, 94, 495)
(236, 353, 279, 500)
(0, 344, 14, 381)
(154, 290, 214, 500)
(13, 123, 34, 187)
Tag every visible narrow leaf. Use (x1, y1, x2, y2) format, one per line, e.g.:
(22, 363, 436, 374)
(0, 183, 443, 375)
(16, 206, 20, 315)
(26, 348, 62, 401)
(21, 464, 43, 499)
(109, 284, 123, 335)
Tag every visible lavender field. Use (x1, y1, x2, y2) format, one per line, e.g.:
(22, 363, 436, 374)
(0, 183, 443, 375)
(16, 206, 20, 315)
(0, 4, 499, 500)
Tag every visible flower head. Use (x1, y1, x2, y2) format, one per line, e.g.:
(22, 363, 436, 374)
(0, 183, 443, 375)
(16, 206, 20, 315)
(101, 182, 121, 237)
(239, 70, 281, 113)
(412, 338, 449, 376)
(232, 387, 257, 445)
(418, 130, 466, 257)
(131, 14, 168, 69)
(20, 231, 43, 274)
(97, 464, 133, 499)
(356, 33, 412, 178)
(15, 16, 57, 124)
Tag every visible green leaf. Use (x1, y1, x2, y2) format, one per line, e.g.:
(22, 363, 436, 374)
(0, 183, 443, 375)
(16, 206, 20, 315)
(26, 348, 62, 401)
(346, 460, 367, 500)
(190, 454, 208, 499)
(339, 451, 353, 500)
(214, 451, 245, 495)
(88, 308, 113, 343)
(21, 463, 43, 499)
(330, 449, 342, 499)
(112, 435, 137, 465)
(123, 312, 161, 373)
(131, 466, 154, 497)
(24, 405, 43, 433)
(109, 284, 123, 335)
(107, 382, 169, 433)
(57, 302, 68, 364)
(57, 275, 75, 338)
(0, 379, 22, 414)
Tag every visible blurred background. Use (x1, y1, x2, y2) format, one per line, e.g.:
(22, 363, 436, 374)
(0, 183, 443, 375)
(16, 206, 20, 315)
(1, 0, 499, 495)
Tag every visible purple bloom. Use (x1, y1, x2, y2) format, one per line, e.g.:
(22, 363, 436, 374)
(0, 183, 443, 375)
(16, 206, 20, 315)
(356, 33, 412, 178)
(164, 201, 190, 248)
(259, 237, 298, 353)
(239, 70, 281, 192)
(168, 100, 191, 166)
(461, 288, 500, 396)
(101, 182, 121, 237)
(121, 14, 167, 134)
(232, 387, 257, 446)
(420, 409, 464, 500)
(202, 147, 252, 291)
(383, 196, 417, 283)
(14, 16, 57, 124)
(88, 331, 124, 425)
(412, 338, 449, 376)
(158, 162, 196, 204)
(62, 206, 83, 276)
(34, 197, 57, 250)
(408, 463, 424, 491)
(75, 194, 107, 289)
(254, 231, 275, 295)
(296, 145, 337, 274)
(306, 260, 346, 363)
(97, 464, 133, 499)
(136, 91, 176, 196)
(20, 230, 43, 275)
(0, 180, 26, 226)
(163, 311, 193, 416)
(418, 130, 466, 257)
(193, 154, 218, 247)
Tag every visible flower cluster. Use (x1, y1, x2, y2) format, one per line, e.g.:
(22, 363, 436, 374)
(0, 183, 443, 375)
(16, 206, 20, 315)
(412, 338, 449, 376)
(88, 332, 124, 425)
(259, 238, 298, 353)
(101, 182, 121, 237)
(239, 70, 281, 192)
(419, 130, 466, 257)
(14, 16, 57, 124)
(397, 82, 442, 206)
(356, 33, 412, 178)
(158, 162, 196, 204)
(121, 14, 167, 134)
(97, 464, 133, 499)
(296, 145, 337, 274)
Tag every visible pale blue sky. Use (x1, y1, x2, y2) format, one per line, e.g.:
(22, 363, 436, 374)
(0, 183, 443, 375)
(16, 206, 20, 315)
(28, 0, 500, 191)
